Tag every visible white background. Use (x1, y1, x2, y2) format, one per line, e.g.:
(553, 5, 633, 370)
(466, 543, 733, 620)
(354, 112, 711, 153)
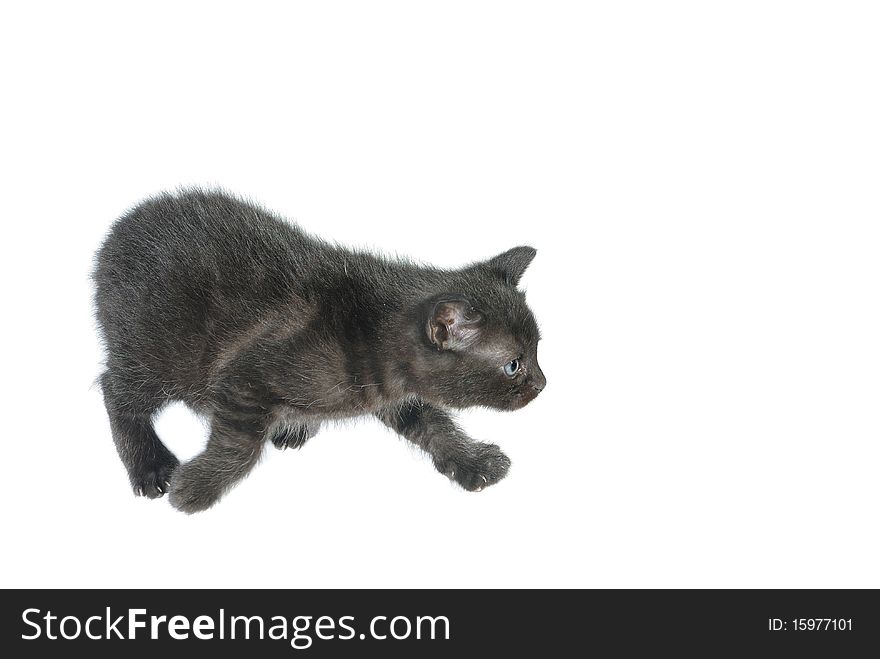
(1, 2, 878, 588)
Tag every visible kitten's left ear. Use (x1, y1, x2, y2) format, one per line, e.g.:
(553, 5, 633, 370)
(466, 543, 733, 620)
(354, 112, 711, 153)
(427, 298, 484, 351)
(486, 246, 537, 286)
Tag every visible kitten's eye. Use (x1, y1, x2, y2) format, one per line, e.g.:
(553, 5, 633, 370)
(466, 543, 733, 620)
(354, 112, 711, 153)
(503, 359, 520, 377)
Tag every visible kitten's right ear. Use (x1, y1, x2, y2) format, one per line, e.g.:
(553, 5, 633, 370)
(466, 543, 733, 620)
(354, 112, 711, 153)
(486, 246, 537, 286)
(426, 298, 484, 351)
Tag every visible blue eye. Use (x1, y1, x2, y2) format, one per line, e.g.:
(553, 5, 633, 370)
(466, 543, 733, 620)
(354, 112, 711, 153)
(503, 359, 520, 377)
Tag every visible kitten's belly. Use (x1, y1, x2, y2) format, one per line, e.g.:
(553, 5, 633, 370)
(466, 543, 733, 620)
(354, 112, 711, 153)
(287, 385, 389, 420)
(280, 350, 401, 420)
(275, 394, 386, 426)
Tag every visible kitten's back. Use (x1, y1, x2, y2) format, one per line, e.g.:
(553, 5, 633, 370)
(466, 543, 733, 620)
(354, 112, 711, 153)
(93, 190, 320, 398)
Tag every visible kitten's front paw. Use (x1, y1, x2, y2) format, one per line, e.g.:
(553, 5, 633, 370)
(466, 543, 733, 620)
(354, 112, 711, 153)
(441, 443, 511, 492)
(270, 423, 318, 451)
(168, 467, 220, 514)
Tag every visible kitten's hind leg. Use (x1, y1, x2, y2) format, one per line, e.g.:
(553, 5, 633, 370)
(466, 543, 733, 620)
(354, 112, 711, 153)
(100, 372, 178, 498)
(270, 421, 320, 450)
(168, 412, 266, 514)
(377, 399, 510, 491)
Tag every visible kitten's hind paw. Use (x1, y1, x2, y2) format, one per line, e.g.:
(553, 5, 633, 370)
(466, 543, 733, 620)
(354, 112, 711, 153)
(167, 469, 221, 514)
(130, 454, 179, 499)
(441, 443, 511, 492)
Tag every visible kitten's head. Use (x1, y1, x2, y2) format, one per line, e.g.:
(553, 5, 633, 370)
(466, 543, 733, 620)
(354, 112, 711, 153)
(416, 246, 546, 411)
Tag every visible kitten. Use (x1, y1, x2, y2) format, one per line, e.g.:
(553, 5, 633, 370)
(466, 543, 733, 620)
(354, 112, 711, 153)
(93, 190, 545, 513)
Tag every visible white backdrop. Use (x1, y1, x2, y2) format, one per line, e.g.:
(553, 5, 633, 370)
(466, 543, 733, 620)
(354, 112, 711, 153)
(1, 1, 878, 588)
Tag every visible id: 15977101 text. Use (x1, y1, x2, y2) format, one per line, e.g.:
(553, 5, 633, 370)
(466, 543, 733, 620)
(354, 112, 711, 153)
(768, 618, 852, 631)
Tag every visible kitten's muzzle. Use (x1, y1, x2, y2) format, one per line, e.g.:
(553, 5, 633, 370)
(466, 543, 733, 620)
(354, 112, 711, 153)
(510, 389, 538, 410)
(510, 374, 545, 410)
(530, 364, 546, 393)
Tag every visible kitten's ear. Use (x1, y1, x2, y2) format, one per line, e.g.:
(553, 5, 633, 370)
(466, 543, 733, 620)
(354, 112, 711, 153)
(486, 246, 537, 286)
(427, 298, 484, 351)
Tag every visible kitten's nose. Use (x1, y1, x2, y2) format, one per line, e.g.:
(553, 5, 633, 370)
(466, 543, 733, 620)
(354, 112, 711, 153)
(531, 365, 546, 393)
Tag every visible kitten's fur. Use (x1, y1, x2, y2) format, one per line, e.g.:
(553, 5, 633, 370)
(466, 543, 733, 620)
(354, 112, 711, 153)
(93, 190, 545, 513)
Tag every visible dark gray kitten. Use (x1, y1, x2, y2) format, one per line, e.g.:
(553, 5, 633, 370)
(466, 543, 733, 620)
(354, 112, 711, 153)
(93, 190, 545, 513)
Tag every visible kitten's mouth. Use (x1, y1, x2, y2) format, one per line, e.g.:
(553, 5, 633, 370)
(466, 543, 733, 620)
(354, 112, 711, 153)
(508, 391, 538, 411)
